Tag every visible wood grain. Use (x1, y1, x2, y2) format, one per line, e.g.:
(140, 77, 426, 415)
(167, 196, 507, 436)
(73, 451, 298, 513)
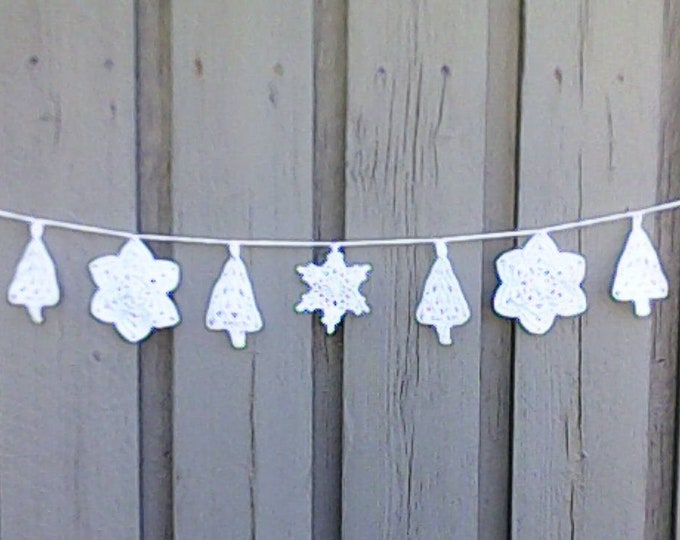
(1, 2, 679, 537)
(313, 0, 347, 538)
(171, 1, 314, 538)
(655, 1, 680, 538)
(478, 2, 520, 538)
(343, 1, 489, 537)
(512, 1, 669, 537)
(136, 0, 174, 538)
(0, 1, 139, 538)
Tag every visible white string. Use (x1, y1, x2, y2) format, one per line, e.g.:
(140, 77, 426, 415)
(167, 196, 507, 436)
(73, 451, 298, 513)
(0, 198, 678, 248)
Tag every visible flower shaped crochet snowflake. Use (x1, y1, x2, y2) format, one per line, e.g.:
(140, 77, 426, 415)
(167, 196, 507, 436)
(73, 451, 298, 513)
(493, 232, 586, 334)
(89, 238, 181, 343)
(295, 246, 371, 334)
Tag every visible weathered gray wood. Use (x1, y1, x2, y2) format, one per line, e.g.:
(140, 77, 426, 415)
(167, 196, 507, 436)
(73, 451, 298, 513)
(478, 2, 520, 538)
(650, 203, 680, 535)
(655, 3, 680, 538)
(343, 1, 488, 537)
(171, 1, 314, 538)
(136, 0, 174, 538)
(313, 0, 347, 538)
(0, 2, 139, 538)
(512, 1, 668, 537)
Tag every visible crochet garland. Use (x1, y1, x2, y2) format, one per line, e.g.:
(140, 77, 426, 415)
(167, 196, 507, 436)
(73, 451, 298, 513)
(1, 200, 675, 347)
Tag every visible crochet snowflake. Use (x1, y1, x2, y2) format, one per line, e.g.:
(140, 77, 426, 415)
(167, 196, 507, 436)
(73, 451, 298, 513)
(295, 246, 371, 334)
(89, 238, 181, 342)
(494, 232, 586, 334)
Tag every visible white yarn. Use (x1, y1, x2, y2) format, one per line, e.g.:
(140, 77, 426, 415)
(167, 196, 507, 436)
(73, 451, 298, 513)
(0, 200, 677, 248)
(89, 237, 181, 342)
(7, 221, 60, 323)
(494, 232, 587, 334)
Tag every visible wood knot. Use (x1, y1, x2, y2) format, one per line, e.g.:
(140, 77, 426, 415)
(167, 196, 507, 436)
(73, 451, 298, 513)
(554, 67, 563, 85)
(268, 82, 278, 106)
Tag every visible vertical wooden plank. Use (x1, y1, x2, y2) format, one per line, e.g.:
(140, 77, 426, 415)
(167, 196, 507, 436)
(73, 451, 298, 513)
(343, 1, 488, 537)
(478, 1, 520, 538)
(171, 2, 314, 538)
(136, 0, 174, 538)
(512, 1, 668, 537)
(0, 2, 139, 539)
(657, 2, 680, 538)
(313, 0, 347, 538)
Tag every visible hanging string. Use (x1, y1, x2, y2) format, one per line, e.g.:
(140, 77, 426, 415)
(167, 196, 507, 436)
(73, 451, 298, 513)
(0, 198, 678, 248)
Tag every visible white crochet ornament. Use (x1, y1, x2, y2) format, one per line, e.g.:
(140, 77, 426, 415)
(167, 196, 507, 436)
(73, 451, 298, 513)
(8, 222, 60, 323)
(296, 245, 371, 334)
(494, 232, 587, 335)
(416, 241, 471, 345)
(89, 238, 181, 343)
(612, 214, 668, 316)
(206, 243, 263, 348)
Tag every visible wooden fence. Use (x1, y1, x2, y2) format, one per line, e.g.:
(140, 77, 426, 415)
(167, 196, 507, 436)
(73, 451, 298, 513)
(1, 1, 679, 538)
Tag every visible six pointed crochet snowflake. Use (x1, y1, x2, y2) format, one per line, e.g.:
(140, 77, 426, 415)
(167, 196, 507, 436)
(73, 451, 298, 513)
(295, 246, 371, 334)
(494, 233, 587, 335)
(89, 238, 181, 343)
